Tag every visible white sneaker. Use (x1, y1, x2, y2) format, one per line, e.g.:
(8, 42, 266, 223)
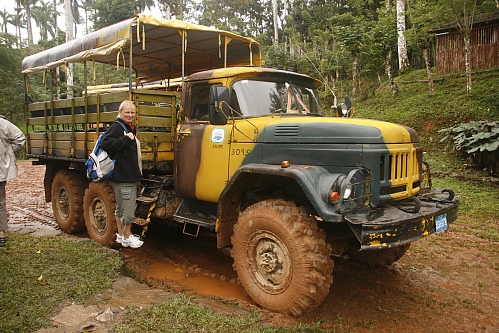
(116, 234, 126, 247)
(122, 234, 143, 249)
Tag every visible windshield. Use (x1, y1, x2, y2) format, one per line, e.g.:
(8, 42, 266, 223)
(230, 79, 324, 117)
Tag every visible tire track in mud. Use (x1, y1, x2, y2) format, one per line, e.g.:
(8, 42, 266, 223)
(9, 205, 58, 230)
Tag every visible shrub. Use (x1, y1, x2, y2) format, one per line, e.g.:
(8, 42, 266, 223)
(440, 121, 499, 176)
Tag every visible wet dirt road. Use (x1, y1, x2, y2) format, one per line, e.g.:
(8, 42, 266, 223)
(6, 161, 499, 332)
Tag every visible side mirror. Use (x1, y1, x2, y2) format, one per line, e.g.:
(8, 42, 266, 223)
(344, 95, 352, 111)
(209, 86, 230, 125)
(337, 103, 348, 116)
(336, 95, 353, 117)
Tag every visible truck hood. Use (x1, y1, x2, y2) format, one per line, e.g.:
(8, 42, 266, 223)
(258, 117, 419, 144)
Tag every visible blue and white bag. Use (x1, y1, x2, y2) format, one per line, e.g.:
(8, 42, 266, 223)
(85, 122, 128, 182)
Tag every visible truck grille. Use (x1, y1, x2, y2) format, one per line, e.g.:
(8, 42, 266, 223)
(379, 147, 420, 198)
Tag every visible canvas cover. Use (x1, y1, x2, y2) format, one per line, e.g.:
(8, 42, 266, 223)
(22, 14, 261, 83)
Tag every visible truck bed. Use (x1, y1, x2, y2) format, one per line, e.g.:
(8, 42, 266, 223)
(26, 89, 180, 172)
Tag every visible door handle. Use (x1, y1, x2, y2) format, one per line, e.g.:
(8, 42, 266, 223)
(178, 128, 191, 136)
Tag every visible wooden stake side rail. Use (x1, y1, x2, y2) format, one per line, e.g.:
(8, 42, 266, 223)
(26, 90, 180, 171)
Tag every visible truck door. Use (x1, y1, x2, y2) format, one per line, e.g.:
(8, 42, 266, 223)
(174, 83, 232, 203)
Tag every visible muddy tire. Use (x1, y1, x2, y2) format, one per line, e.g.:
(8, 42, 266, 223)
(51, 169, 87, 233)
(346, 244, 411, 268)
(231, 199, 334, 317)
(83, 182, 117, 247)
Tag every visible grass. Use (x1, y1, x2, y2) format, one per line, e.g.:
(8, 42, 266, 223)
(113, 294, 328, 333)
(0, 234, 123, 333)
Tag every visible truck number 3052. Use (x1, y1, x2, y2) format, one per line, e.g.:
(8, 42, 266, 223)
(231, 148, 251, 156)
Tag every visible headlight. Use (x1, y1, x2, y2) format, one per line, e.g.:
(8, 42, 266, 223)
(343, 182, 353, 200)
(327, 168, 372, 213)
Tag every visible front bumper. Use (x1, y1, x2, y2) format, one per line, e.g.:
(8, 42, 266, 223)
(345, 189, 459, 250)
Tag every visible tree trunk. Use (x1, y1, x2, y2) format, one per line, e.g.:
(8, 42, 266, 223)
(283, 0, 288, 26)
(385, 49, 399, 96)
(53, 0, 60, 100)
(165, 3, 171, 19)
(24, 0, 34, 50)
(422, 48, 435, 96)
(352, 52, 360, 98)
(463, 33, 472, 95)
(65, 0, 74, 99)
(396, 0, 409, 72)
(272, 0, 278, 44)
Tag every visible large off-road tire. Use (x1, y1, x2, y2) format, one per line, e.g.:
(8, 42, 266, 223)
(51, 169, 87, 233)
(83, 182, 117, 247)
(231, 199, 334, 317)
(346, 244, 411, 268)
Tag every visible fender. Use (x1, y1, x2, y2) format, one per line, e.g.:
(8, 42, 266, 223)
(216, 163, 347, 248)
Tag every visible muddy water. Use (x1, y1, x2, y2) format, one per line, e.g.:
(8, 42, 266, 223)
(123, 224, 252, 304)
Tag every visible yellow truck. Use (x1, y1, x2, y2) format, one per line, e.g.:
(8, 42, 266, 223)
(22, 14, 458, 316)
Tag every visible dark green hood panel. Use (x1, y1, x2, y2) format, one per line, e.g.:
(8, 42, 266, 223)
(262, 122, 384, 144)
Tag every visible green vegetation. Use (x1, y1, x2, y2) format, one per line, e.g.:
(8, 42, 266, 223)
(440, 121, 499, 175)
(0, 234, 123, 333)
(356, 68, 499, 151)
(113, 295, 327, 333)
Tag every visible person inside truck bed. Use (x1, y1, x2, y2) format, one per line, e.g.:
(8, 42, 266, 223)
(0, 115, 26, 247)
(101, 101, 144, 249)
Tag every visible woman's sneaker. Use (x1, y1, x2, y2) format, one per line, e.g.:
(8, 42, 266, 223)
(116, 234, 125, 246)
(122, 234, 143, 249)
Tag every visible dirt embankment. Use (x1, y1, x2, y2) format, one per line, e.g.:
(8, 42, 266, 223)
(6, 161, 499, 332)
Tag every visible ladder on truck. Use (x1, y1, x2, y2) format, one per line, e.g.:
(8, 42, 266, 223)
(134, 175, 172, 240)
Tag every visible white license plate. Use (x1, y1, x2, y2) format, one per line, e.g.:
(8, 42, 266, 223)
(435, 214, 448, 233)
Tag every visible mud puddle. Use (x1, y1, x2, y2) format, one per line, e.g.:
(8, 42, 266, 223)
(122, 224, 252, 304)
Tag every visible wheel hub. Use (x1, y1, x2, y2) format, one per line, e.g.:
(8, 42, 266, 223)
(90, 197, 108, 234)
(57, 187, 69, 219)
(255, 239, 289, 286)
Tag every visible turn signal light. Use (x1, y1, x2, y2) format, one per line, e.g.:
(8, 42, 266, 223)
(329, 191, 340, 202)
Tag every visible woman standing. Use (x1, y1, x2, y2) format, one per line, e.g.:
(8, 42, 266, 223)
(102, 101, 143, 249)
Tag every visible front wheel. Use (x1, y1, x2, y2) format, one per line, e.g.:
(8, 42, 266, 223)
(231, 199, 333, 317)
(83, 182, 117, 247)
(51, 169, 87, 233)
(345, 244, 411, 267)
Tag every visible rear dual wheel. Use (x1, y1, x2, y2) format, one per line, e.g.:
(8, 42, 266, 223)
(83, 182, 118, 247)
(231, 199, 334, 317)
(51, 169, 87, 233)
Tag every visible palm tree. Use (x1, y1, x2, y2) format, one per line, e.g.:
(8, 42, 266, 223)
(71, 0, 83, 36)
(64, 0, 74, 98)
(32, 1, 56, 41)
(23, 0, 38, 49)
(0, 8, 9, 33)
(10, 1, 27, 48)
(81, 0, 93, 33)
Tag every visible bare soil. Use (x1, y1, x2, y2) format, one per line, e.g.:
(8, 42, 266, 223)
(6, 162, 499, 333)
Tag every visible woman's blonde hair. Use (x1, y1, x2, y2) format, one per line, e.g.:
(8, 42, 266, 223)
(118, 100, 136, 115)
